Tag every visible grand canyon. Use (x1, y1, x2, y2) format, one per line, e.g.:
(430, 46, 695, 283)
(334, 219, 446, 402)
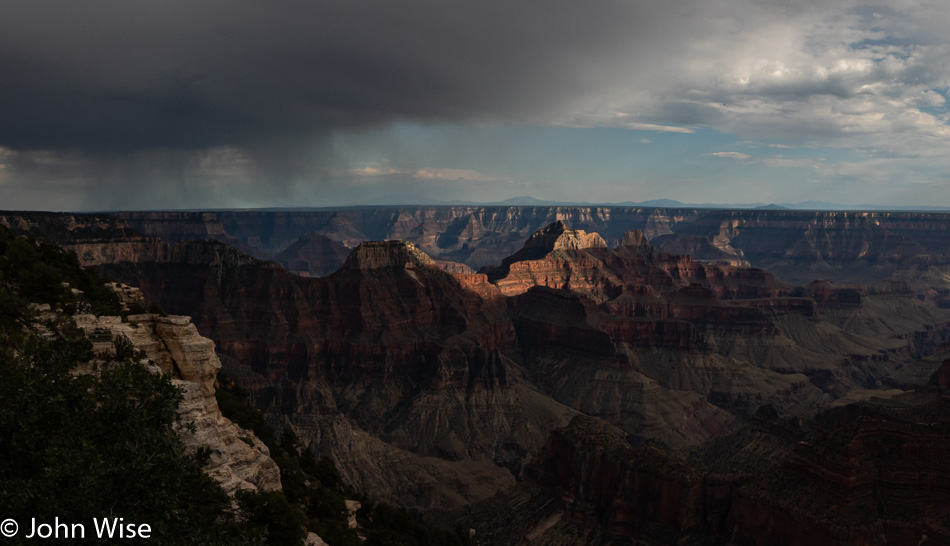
(4, 205, 950, 544)
(7, 2, 950, 543)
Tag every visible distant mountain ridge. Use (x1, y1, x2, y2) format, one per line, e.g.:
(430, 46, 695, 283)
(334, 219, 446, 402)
(123, 197, 949, 212)
(94, 196, 950, 214)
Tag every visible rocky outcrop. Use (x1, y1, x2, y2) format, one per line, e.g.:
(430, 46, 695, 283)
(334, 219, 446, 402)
(521, 220, 607, 252)
(619, 229, 649, 247)
(341, 240, 435, 270)
(105, 282, 146, 310)
(72, 313, 282, 495)
(435, 260, 476, 275)
(484, 221, 788, 301)
(482, 221, 620, 298)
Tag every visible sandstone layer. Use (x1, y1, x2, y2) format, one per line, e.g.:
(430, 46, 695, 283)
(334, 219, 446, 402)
(73, 312, 282, 495)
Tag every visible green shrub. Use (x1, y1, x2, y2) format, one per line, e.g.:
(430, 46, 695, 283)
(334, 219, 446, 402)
(237, 490, 308, 546)
(0, 226, 263, 544)
(0, 225, 121, 317)
(0, 331, 264, 545)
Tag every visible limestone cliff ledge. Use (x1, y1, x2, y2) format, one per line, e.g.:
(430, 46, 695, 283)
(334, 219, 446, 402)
(73, 312, 283, 495)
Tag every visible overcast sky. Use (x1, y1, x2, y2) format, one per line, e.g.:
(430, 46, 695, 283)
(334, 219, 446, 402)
(2, 0, 950, 210)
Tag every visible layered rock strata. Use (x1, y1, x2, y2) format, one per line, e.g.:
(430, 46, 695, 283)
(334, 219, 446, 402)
(111, 207, 950, 292)
(72, 312, 282, 495)
(16, 211, 950, 523)
(101, 239, 579, 510)
(1, 212, 168, 266)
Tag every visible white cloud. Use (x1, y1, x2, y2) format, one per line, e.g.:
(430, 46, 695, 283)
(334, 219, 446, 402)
(557, 0, 950, 162)
(707, 152, 751, 160)
(349, 166, 402, 177)
(619, 121, 695, 134)
(345, 165, 495, 182)
(415, 168, 495, 181)
(760, 157, 821, 168)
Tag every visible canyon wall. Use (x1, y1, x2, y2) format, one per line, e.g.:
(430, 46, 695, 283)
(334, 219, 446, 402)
(72, 312, 282, 495)
(88, 221, 950, 514)
(113, 208, 950, 290)
(9, 209, 950, 541)
(10, 207, 950, 293)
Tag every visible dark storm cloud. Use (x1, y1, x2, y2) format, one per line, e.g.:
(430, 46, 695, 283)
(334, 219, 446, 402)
(4, 0, 950, 210)
(0, 0, 646, 152)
